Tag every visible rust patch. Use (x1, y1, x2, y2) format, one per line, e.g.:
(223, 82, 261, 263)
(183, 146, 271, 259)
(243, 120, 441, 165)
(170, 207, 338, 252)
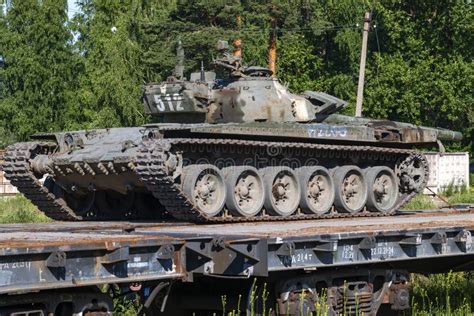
(0, 232, 180, 249)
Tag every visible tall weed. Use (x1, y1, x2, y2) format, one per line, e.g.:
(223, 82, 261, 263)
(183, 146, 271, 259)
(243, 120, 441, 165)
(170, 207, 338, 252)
(0, 195, 51, 223)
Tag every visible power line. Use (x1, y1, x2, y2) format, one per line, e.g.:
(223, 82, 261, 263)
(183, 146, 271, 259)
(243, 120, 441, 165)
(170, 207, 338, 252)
(139, 23, 361, 34)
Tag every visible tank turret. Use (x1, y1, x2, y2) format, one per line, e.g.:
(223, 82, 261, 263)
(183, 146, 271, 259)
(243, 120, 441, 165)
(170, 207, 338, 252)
(143, 40, 460, 147)
(143, 40, 340, 124)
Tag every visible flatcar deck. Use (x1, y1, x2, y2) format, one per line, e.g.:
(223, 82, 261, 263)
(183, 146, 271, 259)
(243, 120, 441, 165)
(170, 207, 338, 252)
(0, 207, 473, 295)
(1, 206, 472, 239)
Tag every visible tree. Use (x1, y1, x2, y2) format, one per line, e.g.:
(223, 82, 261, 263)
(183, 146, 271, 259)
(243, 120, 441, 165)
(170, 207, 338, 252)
(72, 0, 145, 128)
(0, 0, 472, 154)
(0, 0, 77, 142)
(364, 1, 473, 152)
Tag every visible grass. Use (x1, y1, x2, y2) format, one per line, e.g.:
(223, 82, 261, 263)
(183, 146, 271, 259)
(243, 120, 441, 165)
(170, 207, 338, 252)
(215, 274, 474, 315)
(402, 185, 474, 211)
(448, 191, 474, 204)
(440, 181, 474, 204)
(402, 193, 437, 210)
(409, 272, 474, 316)
(150, 273, 474, 315)
(0, 195, 51, 224)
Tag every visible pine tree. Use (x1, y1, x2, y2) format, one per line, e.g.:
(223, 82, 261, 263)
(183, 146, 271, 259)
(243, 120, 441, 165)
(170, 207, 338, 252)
(0, 0, 77, 142)
(0, 0, 471, 154)
(72, 0, 145, 128)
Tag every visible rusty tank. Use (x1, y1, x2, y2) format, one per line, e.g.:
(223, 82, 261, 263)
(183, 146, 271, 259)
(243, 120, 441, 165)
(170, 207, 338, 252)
(3, 40, 462, 222)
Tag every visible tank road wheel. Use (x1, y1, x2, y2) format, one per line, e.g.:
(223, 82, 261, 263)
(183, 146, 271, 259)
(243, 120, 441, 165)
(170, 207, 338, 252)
(365, 167, 399, 213)
(297, 166, 335, 215)
(44, 177, 96, 217)
(223, 166, 264, 217)
(333, 166, 367, 214)
(261, 167, 300, 217)
(182, 165, 226, 217)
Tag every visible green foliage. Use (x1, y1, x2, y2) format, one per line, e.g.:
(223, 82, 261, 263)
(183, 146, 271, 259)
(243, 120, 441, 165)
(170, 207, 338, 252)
(439, 181, 474, 204)
(410, 272, 474, 315)
(72, 0, 146, 128)
(447, 190, 474, 205)
(441, 181, 465, 197)
(401, 193, 436, 210)
(0, 0, 79, 143)
(113, 296, 140, 316)
(0, 195, 51, 224)
(0, 0, 472, 156)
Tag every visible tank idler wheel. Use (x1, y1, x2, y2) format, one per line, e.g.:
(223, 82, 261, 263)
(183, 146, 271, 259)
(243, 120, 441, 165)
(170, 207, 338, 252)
(333, 166, 367, 214)
(365, 167, 399, 213)
(182, 164, 226, 217)
(44, 177, 96, 218)
(297, 166, 335, 215)
(260, 166, 300, 217)
(223, 166, 264, 217)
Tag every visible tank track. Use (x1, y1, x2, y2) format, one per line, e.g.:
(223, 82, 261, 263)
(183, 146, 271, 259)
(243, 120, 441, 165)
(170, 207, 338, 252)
(135, 138, 428, 223)
(3, 142, 81, 221)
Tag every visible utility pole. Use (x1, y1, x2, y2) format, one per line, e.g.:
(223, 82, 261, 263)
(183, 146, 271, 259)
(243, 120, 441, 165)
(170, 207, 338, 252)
(355, 12, 372, 117)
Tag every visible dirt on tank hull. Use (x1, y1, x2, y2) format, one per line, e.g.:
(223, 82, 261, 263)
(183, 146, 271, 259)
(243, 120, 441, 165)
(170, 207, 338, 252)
(3, 40, 462, 222)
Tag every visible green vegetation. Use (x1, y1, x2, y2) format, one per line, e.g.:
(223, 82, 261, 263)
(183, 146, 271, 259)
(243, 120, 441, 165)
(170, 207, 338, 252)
(113, 297, 140, 316)
(409, 272, 474, 316)
(0, 1, 472, 155)
(441, 182, 474, 205)
(448, 190, 474, 205)
(402, 184, 474, 210)
(195, 273, 474, 315)
(1, 2, 472, 309)
(0, 195, 51, 224)
(401, 193, 436, 210)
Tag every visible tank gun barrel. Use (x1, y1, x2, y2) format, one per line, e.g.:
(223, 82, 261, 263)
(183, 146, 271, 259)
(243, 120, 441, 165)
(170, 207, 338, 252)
(324, 114, 462, 142)
(435, 128, 462, 142)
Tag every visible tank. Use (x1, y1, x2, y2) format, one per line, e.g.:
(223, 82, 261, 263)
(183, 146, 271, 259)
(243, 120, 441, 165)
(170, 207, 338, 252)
(3, 40, 462, 222)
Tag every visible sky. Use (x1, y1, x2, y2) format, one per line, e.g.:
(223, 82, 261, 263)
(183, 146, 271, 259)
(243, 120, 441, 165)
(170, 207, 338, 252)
(67, 0, 80, 19)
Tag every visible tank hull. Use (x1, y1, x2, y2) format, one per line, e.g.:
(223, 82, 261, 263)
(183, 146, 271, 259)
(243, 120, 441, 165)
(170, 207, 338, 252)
(4, 122, 430, 222)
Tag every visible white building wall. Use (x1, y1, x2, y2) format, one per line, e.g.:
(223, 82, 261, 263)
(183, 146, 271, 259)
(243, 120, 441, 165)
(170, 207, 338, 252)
(0, 150, 19, 196)
(424, 152, 470, 194)
(0, 170, 18, 196)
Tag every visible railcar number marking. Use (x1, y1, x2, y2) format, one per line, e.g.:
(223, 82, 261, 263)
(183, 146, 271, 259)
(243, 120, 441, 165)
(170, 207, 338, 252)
(342, 245, 355, 259)
(308, 126, 348, 138)
(153, 93, 184, 112)
(0, 261, 32, 270)
(291, 252, 313, 264)
(371, 242, 395, 258)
